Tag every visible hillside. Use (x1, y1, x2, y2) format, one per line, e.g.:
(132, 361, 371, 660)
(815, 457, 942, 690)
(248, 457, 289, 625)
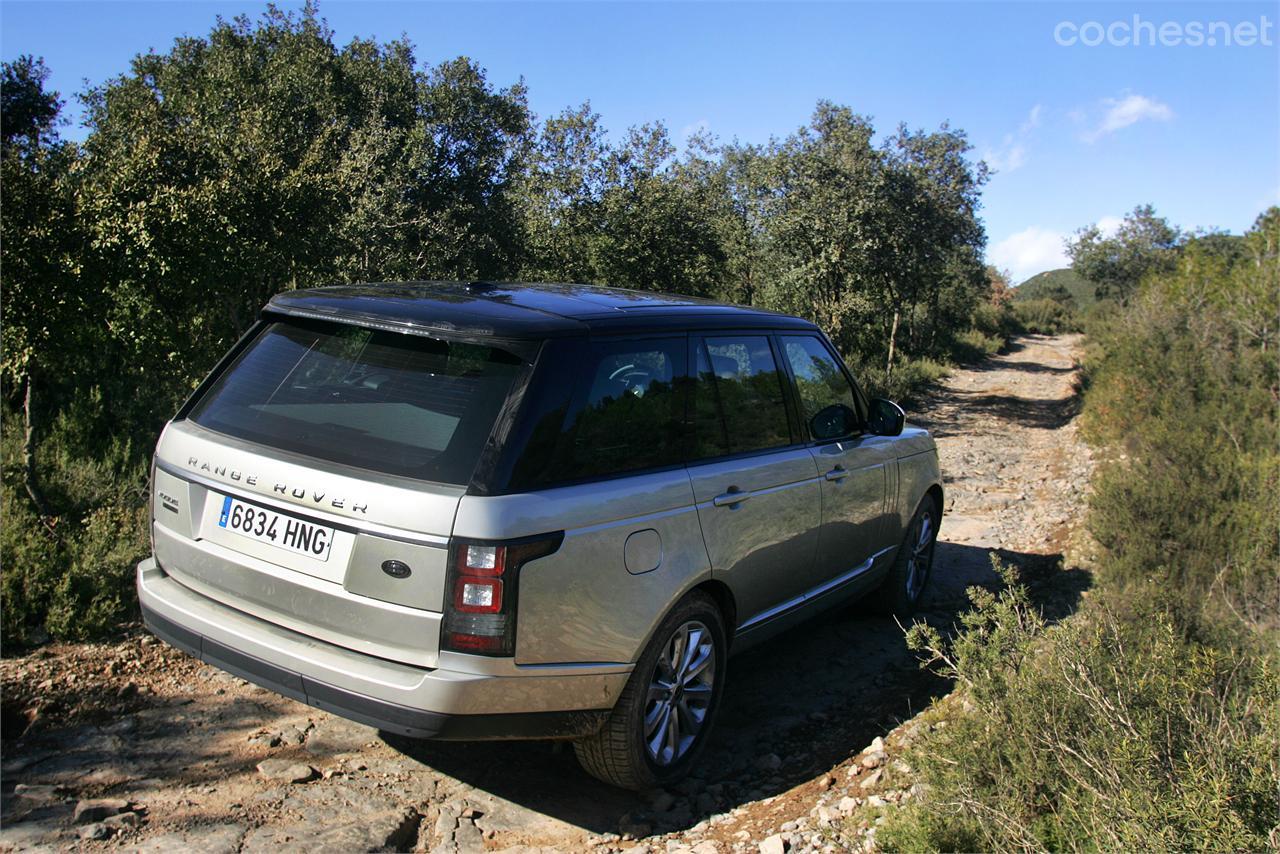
(1015, 268, 1095, 306)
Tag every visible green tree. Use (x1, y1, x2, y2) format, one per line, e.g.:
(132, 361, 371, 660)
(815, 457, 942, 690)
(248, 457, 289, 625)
(757, 103, 885, 356)
(712, 142, 779, 306)
(1, 56, 86, 517)
(516, 102, 609, 281)
(75, 6, 532, 433)
(1068, 203, 1181, 303)
(592, 123, 726, 295)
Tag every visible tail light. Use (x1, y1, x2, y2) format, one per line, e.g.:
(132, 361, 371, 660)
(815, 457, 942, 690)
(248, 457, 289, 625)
(442, 532, 563, 656)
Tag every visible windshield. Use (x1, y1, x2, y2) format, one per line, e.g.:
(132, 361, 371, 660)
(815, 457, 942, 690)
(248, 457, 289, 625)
(189, 320, 525, 484)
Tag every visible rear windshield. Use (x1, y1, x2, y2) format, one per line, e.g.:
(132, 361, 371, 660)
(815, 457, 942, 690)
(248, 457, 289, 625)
(189, 320, 525, 484)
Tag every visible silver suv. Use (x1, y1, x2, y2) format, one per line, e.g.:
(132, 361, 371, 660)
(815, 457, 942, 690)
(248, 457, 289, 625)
(138, 282, 942, 789)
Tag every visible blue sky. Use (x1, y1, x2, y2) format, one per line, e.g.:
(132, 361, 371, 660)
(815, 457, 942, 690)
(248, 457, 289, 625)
(3, 1, 1277, 282)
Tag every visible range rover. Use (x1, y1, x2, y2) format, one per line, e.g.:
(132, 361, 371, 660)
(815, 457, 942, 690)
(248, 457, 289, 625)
(138, 282, 943, 789)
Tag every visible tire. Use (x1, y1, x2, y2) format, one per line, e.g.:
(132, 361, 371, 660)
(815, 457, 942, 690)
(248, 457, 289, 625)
(868, 493, 940, 618)
(574, 591, 727, 790)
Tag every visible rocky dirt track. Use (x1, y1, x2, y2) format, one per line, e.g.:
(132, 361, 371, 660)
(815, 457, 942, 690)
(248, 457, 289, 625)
(1, 334, 1092, 854)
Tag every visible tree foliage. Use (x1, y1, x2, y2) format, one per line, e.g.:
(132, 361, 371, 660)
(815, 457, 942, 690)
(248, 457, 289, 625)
(1, 7, 995, 644)
(1068, 204, 1181, 303)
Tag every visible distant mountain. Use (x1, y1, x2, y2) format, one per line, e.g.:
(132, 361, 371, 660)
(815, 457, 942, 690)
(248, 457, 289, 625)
(1014, 268, 1096, 307)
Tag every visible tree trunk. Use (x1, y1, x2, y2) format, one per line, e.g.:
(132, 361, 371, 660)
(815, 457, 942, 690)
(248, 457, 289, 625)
(886, 309, 901, 378)
(23, 372, 51, 518)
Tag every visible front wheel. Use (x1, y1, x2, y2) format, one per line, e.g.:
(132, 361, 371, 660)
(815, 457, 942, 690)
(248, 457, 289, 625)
(574, 591, 726, 790)
(868, 494, 939, 618)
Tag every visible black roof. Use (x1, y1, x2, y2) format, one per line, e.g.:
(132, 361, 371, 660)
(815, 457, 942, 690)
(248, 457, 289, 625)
(264, 281, 817, 340)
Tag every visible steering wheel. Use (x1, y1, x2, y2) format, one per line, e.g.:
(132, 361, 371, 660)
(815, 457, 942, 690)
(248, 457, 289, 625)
(608, 363, 653, 396)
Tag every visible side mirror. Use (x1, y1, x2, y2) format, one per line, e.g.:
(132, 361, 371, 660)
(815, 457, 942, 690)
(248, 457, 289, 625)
(867, 398, 905, 437)
(809, 403, 858, 441)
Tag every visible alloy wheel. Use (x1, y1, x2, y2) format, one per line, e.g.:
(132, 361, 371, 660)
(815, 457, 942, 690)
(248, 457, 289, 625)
(643, 620, 716, 766)
(905, 510, 935, 603)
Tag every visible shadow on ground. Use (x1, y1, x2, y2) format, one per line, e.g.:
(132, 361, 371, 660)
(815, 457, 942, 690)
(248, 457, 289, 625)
(383, 540, 1090, 837)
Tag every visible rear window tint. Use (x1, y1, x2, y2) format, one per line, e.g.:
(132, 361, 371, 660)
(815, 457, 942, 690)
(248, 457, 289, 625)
(508, 337, 687, 488)
(693, 336, 792, 457)
(189, 321, 523, 484)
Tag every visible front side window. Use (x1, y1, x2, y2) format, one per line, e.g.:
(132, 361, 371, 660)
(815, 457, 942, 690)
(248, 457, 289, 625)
(781, 335, 860, 433)
(508, 337, 687, 488)
(189, 320, 524, 484)
(692, 335, 793, 458)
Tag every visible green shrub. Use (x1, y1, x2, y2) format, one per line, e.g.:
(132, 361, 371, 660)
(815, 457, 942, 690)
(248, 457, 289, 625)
(949, 328, 1004, 363)
(880, 565, 1280, 852)
(1081, 219, 1279, 627)
(1012, 297, 1080, 334)
(1, 411, 150, 647)
(860, 357, 949, 404)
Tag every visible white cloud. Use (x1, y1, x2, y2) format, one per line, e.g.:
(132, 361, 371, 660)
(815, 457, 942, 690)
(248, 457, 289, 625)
(984, 138, 1027, 173)
(1020, 104, 1043, 134)
(983, 104, 1042, 175)
(1084, 94, 1173, 142)
(1095, 215, 1124, 237)
(990, 227, 1070, 284)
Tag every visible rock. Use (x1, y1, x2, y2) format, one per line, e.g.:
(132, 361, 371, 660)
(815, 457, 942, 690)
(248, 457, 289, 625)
(125, 823, 247, 853)
(280, 725, 307, 746)
(248, 732, 282, 748)
(649, 790, 677, 812)
(13, 783, 60, 801)
(868, 736, 884, 753)
(692, 841, 720, 854)
(304, 720, 378, 756)
(755, 754, 782, 773)
(816, 775, 833, 790)
(838, 797, 860, 814)
(79, 823, 112, 841)
(74, 797, 130, 824)
(619, 821, 652, 839)
(758, 834, 787, 854)
(240, 792, 418, 852)
(858, 768, 882, 790)
(256, 759, 316, 783)
(675, 777, 706, 796)
(104, 811, 142, 830)
(860, 751, 887, 769)
(620, 846, 650, 854)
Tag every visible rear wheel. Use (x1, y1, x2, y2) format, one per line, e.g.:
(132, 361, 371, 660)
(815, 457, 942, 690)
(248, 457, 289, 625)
(574, 591, 726, 790)
(868, 494, 939, 618)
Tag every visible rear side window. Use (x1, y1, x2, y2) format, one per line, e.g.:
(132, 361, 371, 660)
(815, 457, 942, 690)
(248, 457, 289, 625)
(508, 337, 687, 488)
(189, 321, 524, 484)
(692, 335, 792, 458)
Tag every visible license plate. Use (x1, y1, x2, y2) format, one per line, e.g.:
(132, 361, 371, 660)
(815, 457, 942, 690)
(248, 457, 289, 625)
(217, 496, 334, 561)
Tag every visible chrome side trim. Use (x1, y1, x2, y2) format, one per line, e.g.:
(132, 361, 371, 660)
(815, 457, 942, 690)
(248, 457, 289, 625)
(736, 545, 896, 633)
(156, 459, 449, 548)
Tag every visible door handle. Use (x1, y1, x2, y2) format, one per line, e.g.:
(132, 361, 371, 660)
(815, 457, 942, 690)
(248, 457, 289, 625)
(712, 488, 751, 508)
(825, 466, 849, 481)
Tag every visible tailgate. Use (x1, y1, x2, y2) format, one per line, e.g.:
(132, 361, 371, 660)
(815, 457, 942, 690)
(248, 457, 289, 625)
(151, 420, 460, 667)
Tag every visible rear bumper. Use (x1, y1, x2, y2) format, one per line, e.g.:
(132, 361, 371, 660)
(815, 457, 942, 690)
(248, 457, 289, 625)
(137, 557, 626, 739)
